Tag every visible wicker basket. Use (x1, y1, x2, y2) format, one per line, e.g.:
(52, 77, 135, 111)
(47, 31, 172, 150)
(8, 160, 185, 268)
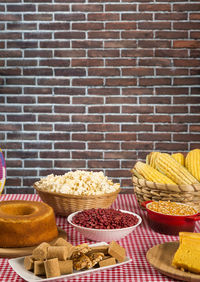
(34, 184, 120, 216)
(132, 176, 200, 211)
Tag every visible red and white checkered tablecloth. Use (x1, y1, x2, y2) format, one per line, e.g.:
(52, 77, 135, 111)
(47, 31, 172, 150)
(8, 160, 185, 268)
(1, 194, 199, 282)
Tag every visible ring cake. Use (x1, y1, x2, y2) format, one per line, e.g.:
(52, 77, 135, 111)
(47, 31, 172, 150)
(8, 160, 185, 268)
(0, 200, 58, 248)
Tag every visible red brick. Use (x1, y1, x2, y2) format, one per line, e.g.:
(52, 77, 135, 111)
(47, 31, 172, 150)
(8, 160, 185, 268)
(174, 115, 200, 123)
(7, 4, 35, 12)
(38, 4, 69, 11)
(55, 106, 85, 113)
(122, 31, 153, 39)
(0, 86, 22, 95)
(88, 68, 120, 76)
(7, 133, 36, 140)
(0, 50, 22, 58)
(54, 88, 85, 95)
(88, 88, 120, 96)
(138, 133, 171, 141)
(155, 13, 187, 20)
(155, 143, 187, 151)
(88, 106, 120, 114)
(106, 97, 136, 104)
(38, 115, 69, 122)
(23, 68, 52, 76)
(1, 142, 22, 150)
(88, 13, 119, 21)
(106, 78, 137, 86)
(7, 114, 36, 122)
(106, 133, 136, 141)
(54, 142, 85, 150)
(173, 40, 200, 48)
(106, 59, 136, 66)
(25, 160, 52, 168)
(24, 14, 52, 21)
(105, 152, 136, 160)
(150, 112, 172, 124)
(140, 97, 171, 104)
(191, 50, 200, 58)
(174, 134, 200, 142)
(88, 142, 120, 150)
(105, 115, 136, 123)
(88, 124, 119, 132)
(72, 4, 103, 12)
(7, 23, 36, 30)
(72, 41, 103, 48)
(72, 151, 102, 159)
(54, 160, 86, 168)
(38, 78, 69, 86)
(88, 31, 119, 39)
(38, 96, 69, 104)
(105, 4, 136, 11)
(55, 50, 85, 57)
(8, 59, 37, 67)
(190, 13, 200, 20)
(174, 77, 200, 85)
(121, 142, 153, 150)
(73, 78, 103, 86)
(106, 22, 136, 30)
(190, 125, 200, 132)
(24, 50, 52, 57)
(72, 59, 103, 67)
(25, 87, 52, 94)
(39, 23, 69, 30)
(140, 78, 171, 86)
(156, 31, 188, 39)
(0, 14, 21, 21)
(0, 32, 22, 39)
(40, 59, 70, 67)
(6, 78, 35, 85)
(122, 49, 154, 57)
(155, 124, 188, 132)
(104, 40, 136, 48)
(72, 97, 103, 104)
(88, 160, 120, 169)
(155, 49, 188, 58)
(0, 124, 21, 131)
(7, 151, 37, 160)
(156, 68, 188, 76)
(40, 41, 70, 48)
(122, 124, 152, 131)
(39, 133, 70, 141)
(55, 68, 85, 76)
(156, 87, 188, 95)
(173, 4, 200, 11)
(174, 22, 200, 30)
(54, 32, 85, 39)
(24, 106, 52, 113)
(55, 124, 85, 131)
(72, 22, 103, 30)
(0, 68, 21, 76)
(139, 4, 170, 11)
(55, 13, 85, 21)
(25, 32, 52, 40)
(122, 67, 154, 76)
(174, 96, 200, 104)
(72, 133, 103, 141)
(138, 22, 171, 30)
(122, 106, 153, 114)
(156, 106, 188, 114)
(40, 151, 70, 159)
(191, 32, 200, 39)
(122, 13, 152, 21)
(139, 40, 170, 48)
(72, 115, 103, 123)
(7, 96, 35, 104)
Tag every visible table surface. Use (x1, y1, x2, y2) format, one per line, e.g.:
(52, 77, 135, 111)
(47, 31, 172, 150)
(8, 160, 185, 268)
(1, 194, 199, 282)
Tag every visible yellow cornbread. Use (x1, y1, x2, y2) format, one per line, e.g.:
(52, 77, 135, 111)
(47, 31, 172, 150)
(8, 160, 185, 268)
(172, 232, 200, 274)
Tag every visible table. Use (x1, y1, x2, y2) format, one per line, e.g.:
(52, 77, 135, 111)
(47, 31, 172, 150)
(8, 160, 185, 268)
(1, 194, 199, 282)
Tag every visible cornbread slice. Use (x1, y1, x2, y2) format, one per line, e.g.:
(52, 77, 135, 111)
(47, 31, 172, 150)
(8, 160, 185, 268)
(172, 236, 200, 274)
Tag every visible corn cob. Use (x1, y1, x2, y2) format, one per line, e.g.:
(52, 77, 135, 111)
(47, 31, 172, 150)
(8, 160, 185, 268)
(155, 153, 199, 185)
(134, 161, 176, 184)
(147, 152, 161, 169)
(171, 153, 185, 166)
(131, 168, 145, 179)
(185, 149, 200, 181)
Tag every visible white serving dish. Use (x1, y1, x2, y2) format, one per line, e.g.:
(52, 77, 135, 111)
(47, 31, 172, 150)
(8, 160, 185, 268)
(67, 209, 142, 242)
(9, 242, 132, 282)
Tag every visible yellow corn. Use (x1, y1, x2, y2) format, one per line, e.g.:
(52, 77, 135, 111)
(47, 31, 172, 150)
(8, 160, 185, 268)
(155, 153, 199, 185)
(146, 152, 161, 169)
(185, 149, 200, 181)
(131, 168, 145, 179)
(171, 153, 185, 166)
(134, 161, 176, 184)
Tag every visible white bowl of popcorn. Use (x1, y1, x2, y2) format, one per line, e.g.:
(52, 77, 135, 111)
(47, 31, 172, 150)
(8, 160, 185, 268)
(33, 170, 121, 216)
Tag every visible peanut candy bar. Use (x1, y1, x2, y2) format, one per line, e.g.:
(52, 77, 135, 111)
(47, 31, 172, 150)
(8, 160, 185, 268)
(73, 254, 92, 270)
(71, 243, 91, 259)
(87, 252, 104, 267)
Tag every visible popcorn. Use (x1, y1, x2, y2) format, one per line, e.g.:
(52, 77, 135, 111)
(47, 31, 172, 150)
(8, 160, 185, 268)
(35, 170, 120, 196)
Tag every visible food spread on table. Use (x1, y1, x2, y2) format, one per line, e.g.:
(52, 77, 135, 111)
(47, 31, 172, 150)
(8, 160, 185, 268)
(23, 238, 126, 279)
(0, 148, 200, 281)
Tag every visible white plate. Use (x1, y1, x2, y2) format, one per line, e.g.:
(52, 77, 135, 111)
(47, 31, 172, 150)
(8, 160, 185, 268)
(9, 242, 132, 282)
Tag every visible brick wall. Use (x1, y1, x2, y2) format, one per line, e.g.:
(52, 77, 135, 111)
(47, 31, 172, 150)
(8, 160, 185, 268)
(0, 0, 200, 194)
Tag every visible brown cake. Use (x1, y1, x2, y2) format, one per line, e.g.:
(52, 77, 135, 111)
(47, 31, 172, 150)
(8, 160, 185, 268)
(0, 200, 58, 248)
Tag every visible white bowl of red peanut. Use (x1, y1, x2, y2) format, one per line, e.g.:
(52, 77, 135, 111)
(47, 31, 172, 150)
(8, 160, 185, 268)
(67, 208, 142, 242)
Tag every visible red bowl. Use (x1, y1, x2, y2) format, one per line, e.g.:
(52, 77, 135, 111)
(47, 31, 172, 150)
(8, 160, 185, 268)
(142, 201, 200, 235)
